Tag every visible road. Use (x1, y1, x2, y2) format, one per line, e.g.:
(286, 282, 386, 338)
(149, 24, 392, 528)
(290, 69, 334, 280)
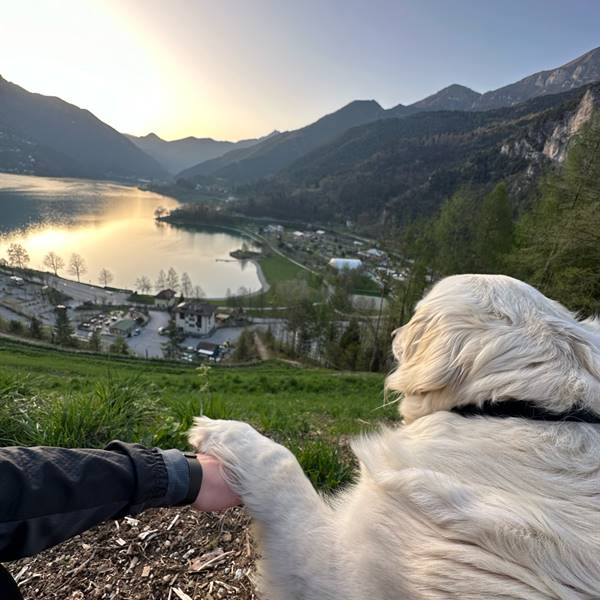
(126, 310, 170, 358)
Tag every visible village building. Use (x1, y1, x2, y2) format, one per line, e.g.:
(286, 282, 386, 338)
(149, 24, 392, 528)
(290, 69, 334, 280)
(365, 248, 385, 258)
(328, 258, 363, 271)
(196, 340, 221, 360)
(264, 224, 284, 234)
(109, 319, 138, 337)
(155, 289, 177, 309)
(175, 301, 216, 336)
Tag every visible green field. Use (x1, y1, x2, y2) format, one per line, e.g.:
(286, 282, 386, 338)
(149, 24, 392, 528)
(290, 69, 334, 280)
(259, 253, 305, 282)
(0, 339, 398, 490)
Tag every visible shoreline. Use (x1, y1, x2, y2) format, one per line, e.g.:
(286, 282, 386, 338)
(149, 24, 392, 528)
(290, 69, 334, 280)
(249, 258, 270, 296)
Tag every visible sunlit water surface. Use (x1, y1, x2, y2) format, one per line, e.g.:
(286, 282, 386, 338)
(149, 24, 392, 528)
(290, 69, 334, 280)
(0, 173, 260, 296)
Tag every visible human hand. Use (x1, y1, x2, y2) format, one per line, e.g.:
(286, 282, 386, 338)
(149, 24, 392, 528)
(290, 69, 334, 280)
(192, 454, 241, 512)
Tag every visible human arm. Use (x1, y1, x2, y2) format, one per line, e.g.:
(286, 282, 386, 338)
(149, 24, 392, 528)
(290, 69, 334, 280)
(0, 442, 238, 561)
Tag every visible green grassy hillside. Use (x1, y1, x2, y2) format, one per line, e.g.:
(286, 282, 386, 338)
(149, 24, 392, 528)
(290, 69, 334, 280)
(0, 339, 398, 490)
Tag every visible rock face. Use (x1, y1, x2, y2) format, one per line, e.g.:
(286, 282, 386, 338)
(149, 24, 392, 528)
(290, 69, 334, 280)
(543, 88, 598, 162)
(475, 46, 600, 110)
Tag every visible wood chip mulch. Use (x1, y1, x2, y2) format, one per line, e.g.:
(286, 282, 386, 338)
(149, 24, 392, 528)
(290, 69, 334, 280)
(9, 507, 258, 599)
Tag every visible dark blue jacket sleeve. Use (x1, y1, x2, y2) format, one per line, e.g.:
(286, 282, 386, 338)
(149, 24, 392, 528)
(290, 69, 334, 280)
(0, 441, 188, 561)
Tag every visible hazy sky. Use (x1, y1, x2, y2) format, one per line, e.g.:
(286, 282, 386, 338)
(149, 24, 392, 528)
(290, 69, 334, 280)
(1, 0, 598, 141)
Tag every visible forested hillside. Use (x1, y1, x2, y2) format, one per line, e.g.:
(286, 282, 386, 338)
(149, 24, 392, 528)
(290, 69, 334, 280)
(236, 84, 599, 228)
(390, 113, 600, 320)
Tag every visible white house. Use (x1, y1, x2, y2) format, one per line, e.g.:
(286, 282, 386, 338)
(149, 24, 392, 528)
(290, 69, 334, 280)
(175, 301, 216, 336)
(155, 289, 177, 309)
(328, 258, 363, 271)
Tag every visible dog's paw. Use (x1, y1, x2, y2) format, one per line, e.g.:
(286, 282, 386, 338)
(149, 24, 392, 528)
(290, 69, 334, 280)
(188, 416, 260, 456)
(187, 417, 302, 512)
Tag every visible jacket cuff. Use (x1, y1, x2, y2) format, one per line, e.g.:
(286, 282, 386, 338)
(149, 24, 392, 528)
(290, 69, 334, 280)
(159, 449, 190, 506)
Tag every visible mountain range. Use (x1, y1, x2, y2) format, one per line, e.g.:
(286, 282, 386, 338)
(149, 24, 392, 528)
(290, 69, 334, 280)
(179, 46, 600, 184)
(125, 131, 279, 174)
(238, 83, 599, 228)
(0, 46, 598, 189)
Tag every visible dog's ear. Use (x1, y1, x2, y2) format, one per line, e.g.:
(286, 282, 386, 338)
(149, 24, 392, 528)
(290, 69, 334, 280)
(387, 311, 477, 395)
(386, 307, 481, 422)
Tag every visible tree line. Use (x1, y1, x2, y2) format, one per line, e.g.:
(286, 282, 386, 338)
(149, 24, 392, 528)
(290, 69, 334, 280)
(2, 246, 206, 299)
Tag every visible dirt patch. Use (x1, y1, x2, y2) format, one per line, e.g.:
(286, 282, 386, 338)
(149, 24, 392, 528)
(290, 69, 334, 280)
(9, 507, 258, 599)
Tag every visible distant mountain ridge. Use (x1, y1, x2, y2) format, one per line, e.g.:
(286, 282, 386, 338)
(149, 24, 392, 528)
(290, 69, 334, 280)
(179, 45, 600, 184)
(178, 99, 386, 182)
(125, 131, 279, 174)
(0, 45, 598, 184)
(475, 46, 600, 110)
(0, 75, 166, 180)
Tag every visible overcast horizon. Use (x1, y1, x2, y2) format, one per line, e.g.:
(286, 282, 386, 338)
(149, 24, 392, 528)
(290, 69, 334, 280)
(1, 0, 598, 142)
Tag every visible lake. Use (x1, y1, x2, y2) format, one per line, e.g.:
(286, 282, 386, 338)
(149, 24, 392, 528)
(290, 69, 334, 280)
(0, 173, 261, 297)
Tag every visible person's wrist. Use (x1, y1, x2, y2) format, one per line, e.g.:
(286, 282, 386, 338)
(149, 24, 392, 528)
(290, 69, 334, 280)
(192, 454, 242, 512)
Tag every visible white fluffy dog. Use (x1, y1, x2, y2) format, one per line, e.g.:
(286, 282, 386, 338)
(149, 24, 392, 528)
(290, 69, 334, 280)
(189, 274, 600, 599)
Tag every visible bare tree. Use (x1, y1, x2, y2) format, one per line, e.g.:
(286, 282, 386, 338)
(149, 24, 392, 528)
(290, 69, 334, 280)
(7, 243, 30, 269)
(135, 276, 152, 294)
(98, 268, 114, 287)
(155, 269, 167, 291)
(43, 251, 65, 276)
(181, 272, 193, 297)
(192, 285, 205, 299)
(166, 267, 179, 291)
(68, 253, 87, 282)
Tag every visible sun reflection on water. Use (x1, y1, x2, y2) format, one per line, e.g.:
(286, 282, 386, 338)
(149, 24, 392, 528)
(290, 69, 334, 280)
(0, 174, 260, 296)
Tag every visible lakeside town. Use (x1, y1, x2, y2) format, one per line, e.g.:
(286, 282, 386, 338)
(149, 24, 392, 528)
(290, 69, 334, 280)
(0, 218, 402, 365)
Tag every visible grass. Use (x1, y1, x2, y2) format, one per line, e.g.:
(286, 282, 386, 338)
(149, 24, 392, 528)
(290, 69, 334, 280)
(246, 253, 324, 307)
(259, 253, 305, 283)
(0, 338, 398, 491)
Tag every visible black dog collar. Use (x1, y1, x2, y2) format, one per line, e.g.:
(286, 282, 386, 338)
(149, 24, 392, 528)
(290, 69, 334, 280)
(451, 399, 600, 424)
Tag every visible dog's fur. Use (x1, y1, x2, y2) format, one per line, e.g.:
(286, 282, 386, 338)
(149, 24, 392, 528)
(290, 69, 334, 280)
(189, 274, 600, 599)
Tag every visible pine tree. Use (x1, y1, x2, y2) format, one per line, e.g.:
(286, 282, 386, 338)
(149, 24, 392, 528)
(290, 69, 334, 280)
(89, 329, 102, 352)
(510, 116, 600, 314)
(29, 316, 43, 339)
(162, 315, 182, 359)
(473, 182, 513, 273)
(54, 307, 75, 347)
(338, 319, 361, 371)
(433, 188, 479, 275)
(109, 336, 129, 355)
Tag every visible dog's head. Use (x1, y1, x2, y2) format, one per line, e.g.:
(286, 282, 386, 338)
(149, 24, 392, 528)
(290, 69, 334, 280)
(387, 274, 600, 423)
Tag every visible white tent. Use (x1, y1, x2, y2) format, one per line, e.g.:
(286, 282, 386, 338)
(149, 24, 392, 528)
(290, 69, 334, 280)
(328, 258, 363, 271)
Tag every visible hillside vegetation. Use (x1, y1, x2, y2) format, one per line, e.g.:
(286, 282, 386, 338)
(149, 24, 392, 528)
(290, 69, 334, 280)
(237, 84, 600, 227)
(0, 338, 398, 491)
